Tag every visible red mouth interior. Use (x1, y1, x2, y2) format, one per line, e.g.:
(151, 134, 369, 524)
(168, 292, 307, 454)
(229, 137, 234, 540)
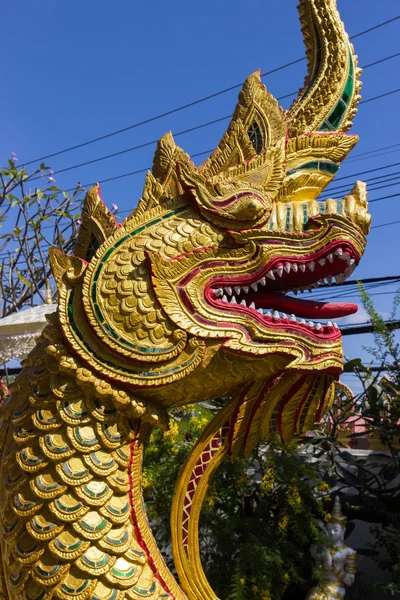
(247, 292, 357, 320)
(205, 240, 359, 340)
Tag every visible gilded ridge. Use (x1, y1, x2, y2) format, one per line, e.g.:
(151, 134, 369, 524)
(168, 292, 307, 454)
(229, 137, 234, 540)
(0, 2, 370, 599)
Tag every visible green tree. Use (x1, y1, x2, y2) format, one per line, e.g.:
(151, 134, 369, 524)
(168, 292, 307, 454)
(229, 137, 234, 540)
(0, 155, 83, 317)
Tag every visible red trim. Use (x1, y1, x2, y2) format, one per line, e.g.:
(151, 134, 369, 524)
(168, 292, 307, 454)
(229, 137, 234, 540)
(242, 375, 282, 450)
(128, 436, 177, 599)
(277, 375, 308, 437)
(315, 378, 330, 422)
(227, 383, 253, 455)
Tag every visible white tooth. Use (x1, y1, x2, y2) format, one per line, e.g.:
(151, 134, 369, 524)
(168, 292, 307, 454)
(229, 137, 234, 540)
(230, 296, 237, 304)
(293, 289, 298, 295)
(333, 322, 338, 329)
(251, 282, 258, 292)
(243, 286, 249, 293)
(215, 288, 223, 297)
(308, 321, 314, 328)
(308, 262, 315, 272)
(307, 286, 313, 292)
(284, 263, 291, 273)
(300, 319, 306, 325)
(315, 323, 322, 330)
(292, 263, 298, 273)
(273, 310, 280, 320)
(343, 253, 351, 262)
(222, 295, 228, 302)
(290, 314, 297, 322)
(234, 286, 241, 295)
(300, 286, 306, 293)
(326, 275, 333, 286)
(335, 274, 346, 284)
(259, 277, 266, 286)
(327, 321, 333, 328)
(240, 299, 247, 306)
(335, 248, 343, 256)
(257, 308, 263, 314)
(249, 302, 256, 309)
(282, 313, 287, 319)
(225, 287, 232, 296)
(266, 311, 272, 317)
(319, 258, 326, 266)
(318, 279, 325, 286)
(328, 254, 334, 263)
(300, 264, 306, 272)
(276, 266, 283, 278)
(349, 258, 356, 266)
(267, 271, 275, 281)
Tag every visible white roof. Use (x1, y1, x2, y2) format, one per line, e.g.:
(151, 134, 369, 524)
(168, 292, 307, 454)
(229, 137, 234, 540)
(0, 304, 57, 362)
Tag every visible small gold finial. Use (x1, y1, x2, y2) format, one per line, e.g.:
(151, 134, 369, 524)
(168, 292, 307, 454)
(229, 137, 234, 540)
(328, 496, 347, 527)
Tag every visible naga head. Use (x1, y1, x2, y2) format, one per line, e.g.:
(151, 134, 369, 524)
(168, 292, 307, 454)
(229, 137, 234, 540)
(50, 0, 370, 443)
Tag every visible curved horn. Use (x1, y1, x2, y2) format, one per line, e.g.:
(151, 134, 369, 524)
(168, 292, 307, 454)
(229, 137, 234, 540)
(287, 0, 362, 136)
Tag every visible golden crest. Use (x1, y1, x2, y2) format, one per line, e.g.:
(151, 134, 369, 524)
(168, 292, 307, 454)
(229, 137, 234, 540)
(0, 2, 370, 599)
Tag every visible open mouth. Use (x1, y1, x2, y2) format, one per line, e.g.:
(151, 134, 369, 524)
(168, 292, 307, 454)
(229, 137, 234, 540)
(205, 241, 359, 340)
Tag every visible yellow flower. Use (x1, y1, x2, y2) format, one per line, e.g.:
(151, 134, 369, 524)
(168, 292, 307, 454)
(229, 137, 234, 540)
(279, 513, 289, 532)
(318, 481, 330, 493)
(287, 482, 302, 513)
(261, 467, 275, 494)
(283, 573, 290, 583)
(164, 421, 179, 441)
(239, 578, 245, 586)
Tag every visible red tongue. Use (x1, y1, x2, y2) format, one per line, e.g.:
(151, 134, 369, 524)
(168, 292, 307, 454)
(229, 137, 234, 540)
(249, 292, 358, 319)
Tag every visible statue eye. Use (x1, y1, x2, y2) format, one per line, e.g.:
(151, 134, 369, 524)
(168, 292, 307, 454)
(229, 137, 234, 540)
(248, 121, 263, 154)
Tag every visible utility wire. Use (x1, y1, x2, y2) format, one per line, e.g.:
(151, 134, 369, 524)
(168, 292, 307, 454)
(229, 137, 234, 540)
(347, 143, 400, 161)
(342, 319, 400, 336)
(0, 186, 399, 262)
(28, 74, 400, 182)
(44, 95, 400, 195)
(319, 171, 400, 199)
(19, 16, 400, 168)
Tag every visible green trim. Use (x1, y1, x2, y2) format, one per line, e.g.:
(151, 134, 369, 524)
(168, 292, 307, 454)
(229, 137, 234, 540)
(90, 205, 186, 355)
(68, 286, 199, 379)
(286, 160, 339, 177)
(319, 46, 355, 132)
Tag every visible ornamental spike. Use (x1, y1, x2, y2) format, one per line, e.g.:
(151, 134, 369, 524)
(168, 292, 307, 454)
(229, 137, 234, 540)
(287, 0, 362, 135)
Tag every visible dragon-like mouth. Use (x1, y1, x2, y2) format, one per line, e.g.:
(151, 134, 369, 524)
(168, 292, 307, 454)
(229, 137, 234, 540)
(205, 239, 359, 341)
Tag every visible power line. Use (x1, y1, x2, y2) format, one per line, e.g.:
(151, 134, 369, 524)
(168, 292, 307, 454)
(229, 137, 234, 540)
(45, 95, 400, 195)
(347, 143, 400, 162)
(319, 171, 400, 199)
(19, 16, 400, 168)
(372, 219, 400, 230)
(0, 187, 398, 262)
(27, 69, 400, 182)
(342, 319, 400, 336)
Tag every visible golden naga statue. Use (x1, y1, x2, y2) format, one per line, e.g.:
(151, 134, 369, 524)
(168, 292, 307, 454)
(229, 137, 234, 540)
(0, 1, 370, 599)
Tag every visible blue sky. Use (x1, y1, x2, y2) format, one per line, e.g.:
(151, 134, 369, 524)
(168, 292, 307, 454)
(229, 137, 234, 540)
(2, 0, 400, 392)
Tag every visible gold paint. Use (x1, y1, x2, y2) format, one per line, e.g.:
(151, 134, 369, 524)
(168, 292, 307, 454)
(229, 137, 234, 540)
(0, 1, 370, 598)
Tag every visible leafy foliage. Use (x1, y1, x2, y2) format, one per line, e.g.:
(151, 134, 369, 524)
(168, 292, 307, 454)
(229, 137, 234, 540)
(144, 409, 329, 600)
(0, 157, 83, 317)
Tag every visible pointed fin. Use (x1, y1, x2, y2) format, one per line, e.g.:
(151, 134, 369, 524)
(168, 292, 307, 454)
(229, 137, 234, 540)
(74, 183, 120, 261)
(200, 71, 286, 180)
(49, 248, 87, 293)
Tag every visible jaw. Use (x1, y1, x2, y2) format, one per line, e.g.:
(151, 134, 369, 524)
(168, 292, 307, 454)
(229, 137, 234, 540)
(206, 237, 359, 342)
(150, 217, 367, 375)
